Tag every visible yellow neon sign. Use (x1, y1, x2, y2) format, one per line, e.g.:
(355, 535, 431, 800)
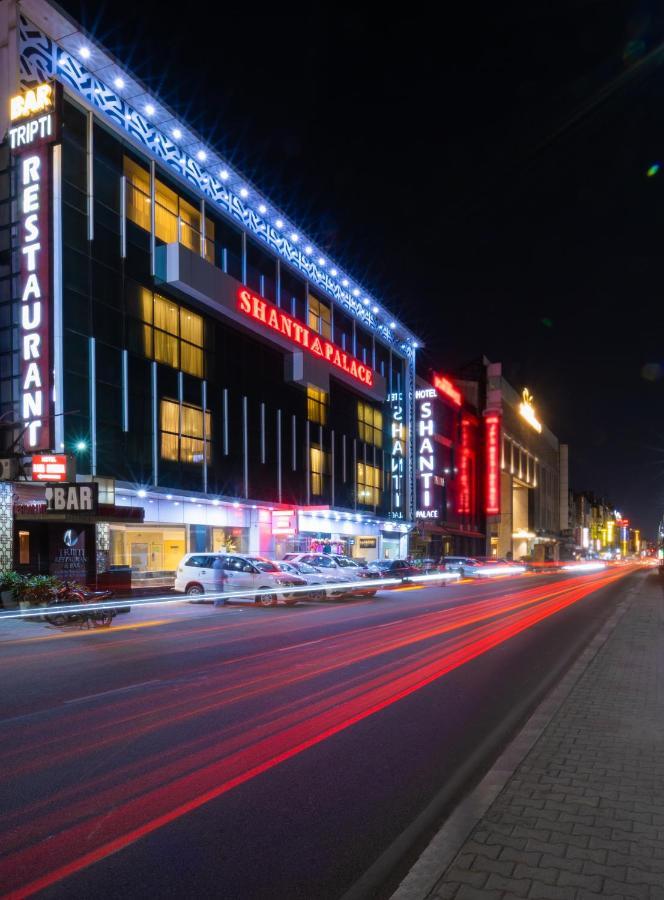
(10, 83, 53, 121)
(519, 388, 542, 433)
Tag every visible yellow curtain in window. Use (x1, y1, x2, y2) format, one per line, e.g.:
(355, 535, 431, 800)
(154, 330, 178, 368)
(154, 295, 179, 335)
(180, 309, 203, 346)
(180, 343, 203, 378)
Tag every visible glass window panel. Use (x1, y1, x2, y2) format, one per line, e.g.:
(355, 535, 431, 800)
(179, 197, 200, 253)
(180, 342, 203, 378)
(160, 432, 178, 460)
(154, 330, 178, 368)
(155, 179, 178, 215)
(180, 309, 203, 346)
(182, 404, 203, 437)
(307, 387, 328, 425)
(154, 295, 179, 335)
(123, 156, 151, 232)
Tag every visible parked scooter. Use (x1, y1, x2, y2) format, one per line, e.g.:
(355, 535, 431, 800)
(44, 581, 119, 628)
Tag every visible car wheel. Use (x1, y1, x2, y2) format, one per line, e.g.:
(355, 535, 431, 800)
(185, 583, 204, 597)
(256, 591, 278, 607)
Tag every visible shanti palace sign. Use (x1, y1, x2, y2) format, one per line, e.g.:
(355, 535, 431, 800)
(237, 288, 375, 387)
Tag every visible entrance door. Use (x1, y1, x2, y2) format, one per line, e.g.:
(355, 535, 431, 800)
(131, 543, 149, 572)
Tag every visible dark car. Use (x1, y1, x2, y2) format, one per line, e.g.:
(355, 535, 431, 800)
(368, 559, 419, 579)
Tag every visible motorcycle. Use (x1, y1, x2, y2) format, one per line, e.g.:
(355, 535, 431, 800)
(44, 581, 118, 628)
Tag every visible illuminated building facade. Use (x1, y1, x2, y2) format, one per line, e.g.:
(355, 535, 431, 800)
(458, 359, 568, 561)
(408, 372, 484, 560)
(0, 0, 419, 579)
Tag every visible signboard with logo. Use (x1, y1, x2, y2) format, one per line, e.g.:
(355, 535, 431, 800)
(358, 537, 377, 549)
(31, 454, 73, 482)
(237, 288, 375, 388)
(10, 82, 60, 452)
(271, 509, 296, 536)
(49, 525, 90, 581)
(45, 483, 98, 514)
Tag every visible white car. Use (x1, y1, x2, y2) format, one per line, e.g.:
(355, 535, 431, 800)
(281, 553, 377, 597)
(275, 560, 347, 598)
(174, 553, 306, 606)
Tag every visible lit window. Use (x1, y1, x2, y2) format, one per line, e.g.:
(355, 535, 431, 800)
(155, 179, 178, 243)
(310, 446, 328, 496)
(179, 197, 201, 253)
(308, 294, 332, 339)
(307, 387, 328, 425)
(132, 290, 204, 378)
(160, 399, 211, 463)
(358, 401, 383, 447)
(18, 530, 29, 565)
(124, 156, 151, 231)
(357, 462, 381, 506)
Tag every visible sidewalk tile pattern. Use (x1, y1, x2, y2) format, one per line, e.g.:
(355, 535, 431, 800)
(430, 577, 664, 899)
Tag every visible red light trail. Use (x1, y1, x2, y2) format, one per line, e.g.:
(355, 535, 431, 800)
(0, 568, 629, 898)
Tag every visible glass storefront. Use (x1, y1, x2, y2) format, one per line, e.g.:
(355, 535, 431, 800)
(110, 525, 186, 573)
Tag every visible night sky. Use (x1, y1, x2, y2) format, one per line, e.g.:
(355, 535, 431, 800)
(59, 0, 664, 537)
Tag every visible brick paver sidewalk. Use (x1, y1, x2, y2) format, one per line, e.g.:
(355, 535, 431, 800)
(423, 572, 664, 900)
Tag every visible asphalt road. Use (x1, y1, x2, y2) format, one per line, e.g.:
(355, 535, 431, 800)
(0, 565, 639, 899)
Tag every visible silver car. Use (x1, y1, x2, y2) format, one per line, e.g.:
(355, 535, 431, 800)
(274, 560, 347, 598)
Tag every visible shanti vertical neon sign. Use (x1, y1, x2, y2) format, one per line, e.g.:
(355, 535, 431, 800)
(389, 392, 405, 516)
(415, 387, 437, 519)
(10, 82, 58, 451)
(485, 414, 501, 515)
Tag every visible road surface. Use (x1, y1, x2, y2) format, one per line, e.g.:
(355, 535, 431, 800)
(0, 565, 637, 899)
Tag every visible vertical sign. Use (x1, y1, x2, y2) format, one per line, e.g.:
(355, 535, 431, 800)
(484, 414, 501, 515)
(389, 392, 405, 517)
(10, 82, 59, 452)
(415, 387, 438, 519)
(457, 414, 472, 515)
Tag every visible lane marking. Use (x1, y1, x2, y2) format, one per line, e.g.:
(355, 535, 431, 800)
(64, 680, 162, 705)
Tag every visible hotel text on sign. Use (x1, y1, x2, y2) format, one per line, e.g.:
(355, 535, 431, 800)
(32, 454, 69, 482)
(237, 289, 374, 387)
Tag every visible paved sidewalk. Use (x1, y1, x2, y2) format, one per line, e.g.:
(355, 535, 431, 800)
(394, 571, 664, 900)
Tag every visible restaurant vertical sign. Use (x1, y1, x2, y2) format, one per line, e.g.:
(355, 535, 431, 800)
(9, 82, 60, 451)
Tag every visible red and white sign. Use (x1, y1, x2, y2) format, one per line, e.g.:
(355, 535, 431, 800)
(433, 373, 462, 406)
(457, 414, 477, 516)
(11, 85, 58, 453)
(485, 414, 501, 515)
(31, 454, 69, 482)
(271, 509, 296, 536)
(238, 288, 375, 387)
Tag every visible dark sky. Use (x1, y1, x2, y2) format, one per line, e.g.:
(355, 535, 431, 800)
(59, 0, 664, 537)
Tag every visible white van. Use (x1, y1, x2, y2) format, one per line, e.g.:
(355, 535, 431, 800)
(174, 553, 306, 606)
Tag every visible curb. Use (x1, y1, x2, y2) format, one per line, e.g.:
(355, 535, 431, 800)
(388, 577, 641, 900)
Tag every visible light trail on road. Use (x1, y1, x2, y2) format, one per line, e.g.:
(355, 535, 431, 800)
(0, 567, 631, 898)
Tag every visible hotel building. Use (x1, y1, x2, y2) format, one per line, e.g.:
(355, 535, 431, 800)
(0, 0, 420, 582)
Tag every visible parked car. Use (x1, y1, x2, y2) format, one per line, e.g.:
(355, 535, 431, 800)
(174, 553, 306, 606)
(367, 559, 420, 579)
(273, 560, 347, 598)
(461, 557, 526, 578)
(442, 556, 473, 573)
(281, 553, 377, 597)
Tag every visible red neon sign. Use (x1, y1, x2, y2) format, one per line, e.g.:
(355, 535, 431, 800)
(31, 454, 69, 482)
(238, 289, 374, 387)
(485, 414, 501, 515)
(457, 414, 476, 515)
(433, 373, 462, 406)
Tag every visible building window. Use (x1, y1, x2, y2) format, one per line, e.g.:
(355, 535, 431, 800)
(358, 401, 383, 447)
(124, 156, 151, 231)
(308, 294, 331, 339)
(130, 288, 204, 377)
(307, 387, 328, 425)
(357, 462, 381, 506)
(160, 399, 211, 463)
(18, 530, 29, 565)
(310, 446, 328, 496)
